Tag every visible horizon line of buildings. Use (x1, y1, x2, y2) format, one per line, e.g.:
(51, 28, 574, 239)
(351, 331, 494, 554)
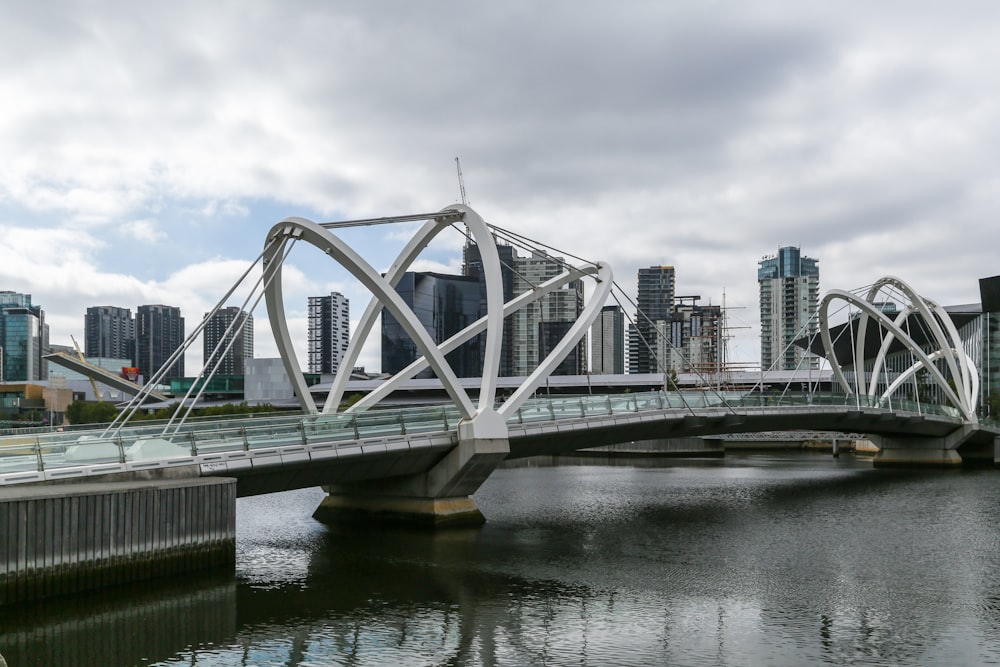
(0, 245, 820, 395)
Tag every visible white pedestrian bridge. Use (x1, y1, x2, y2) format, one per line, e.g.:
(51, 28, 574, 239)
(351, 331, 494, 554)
(5, 204, 996, 523)
(2, 390, 996, 497)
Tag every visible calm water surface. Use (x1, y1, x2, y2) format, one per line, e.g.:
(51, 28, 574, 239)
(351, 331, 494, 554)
(4, 453, 1000, 666)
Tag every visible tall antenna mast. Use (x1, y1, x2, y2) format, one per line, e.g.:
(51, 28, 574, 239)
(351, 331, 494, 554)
(455, 157, 468, 206)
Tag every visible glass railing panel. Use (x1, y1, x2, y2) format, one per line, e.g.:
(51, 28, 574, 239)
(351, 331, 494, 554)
(242, 423, 304, 449)
(189, 428, 248, 455)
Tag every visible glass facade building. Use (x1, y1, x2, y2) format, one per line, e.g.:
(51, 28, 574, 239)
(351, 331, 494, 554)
(0, 291, 48, 382)
(629, 266, 675, 374)
(381, 272, 483, 378)
(758, 247, 820, 371)
(463, 241, 518, 377)
(591, 305, 625, 374)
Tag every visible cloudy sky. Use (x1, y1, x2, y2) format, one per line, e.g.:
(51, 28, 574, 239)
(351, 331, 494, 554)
(1, 1, 997, 373)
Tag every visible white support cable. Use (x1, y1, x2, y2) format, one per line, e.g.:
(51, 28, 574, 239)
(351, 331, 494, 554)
(608, 286, 706, 415)
(103, 241, 280, 437)
(165, 240, 295, 434)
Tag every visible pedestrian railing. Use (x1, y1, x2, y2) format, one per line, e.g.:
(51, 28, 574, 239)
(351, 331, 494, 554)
(0, 390, 972, 482)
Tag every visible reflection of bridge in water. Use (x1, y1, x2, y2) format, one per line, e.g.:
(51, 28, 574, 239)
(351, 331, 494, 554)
(1, 204, 997, 605)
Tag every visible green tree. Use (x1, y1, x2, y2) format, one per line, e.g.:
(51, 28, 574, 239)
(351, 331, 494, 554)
(65, 401, 119, 425)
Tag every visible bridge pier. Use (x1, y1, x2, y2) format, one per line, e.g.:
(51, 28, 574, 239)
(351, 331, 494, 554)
(314, 414, 510, 528)
(870, 426, 975, 468)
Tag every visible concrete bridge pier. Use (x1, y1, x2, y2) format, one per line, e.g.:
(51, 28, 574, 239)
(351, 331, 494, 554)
(870, 426, 976, 468)
(313, 411, 510, 528)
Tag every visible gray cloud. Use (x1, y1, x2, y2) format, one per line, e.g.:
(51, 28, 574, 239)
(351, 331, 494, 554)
(1, 1, 999, 367)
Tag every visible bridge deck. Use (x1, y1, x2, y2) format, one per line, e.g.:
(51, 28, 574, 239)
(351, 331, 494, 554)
(0, 391, 994, 495)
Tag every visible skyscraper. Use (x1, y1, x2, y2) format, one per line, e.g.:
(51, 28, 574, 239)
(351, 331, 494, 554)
(203, 307, 253, 376)
(512, 252, 585, 376)
(136, 304, 185, 382)
(381, 272, 483, 378)
(591, 305, 625, 374)
(628, 266, 675, 374)
(758, 246, 820, 371)
(666, 297, 722, 374)
(463, 240, 517, 377)
(307, 293, 350, 375)
(84, 306, 135, 364)
(0, 291, 48, 382)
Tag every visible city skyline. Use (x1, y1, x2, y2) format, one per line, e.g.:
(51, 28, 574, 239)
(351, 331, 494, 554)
(1, 3, 998, 373)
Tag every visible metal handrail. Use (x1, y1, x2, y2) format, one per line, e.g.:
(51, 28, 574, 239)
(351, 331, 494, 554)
(0, 390, 975, 479)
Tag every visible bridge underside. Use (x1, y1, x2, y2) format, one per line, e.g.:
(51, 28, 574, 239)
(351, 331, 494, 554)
(504, 406, 985, 464)
(209, 405, 999, 527)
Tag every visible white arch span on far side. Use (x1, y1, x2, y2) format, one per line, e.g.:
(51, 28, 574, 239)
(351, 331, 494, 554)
(817, 275, 978, 422)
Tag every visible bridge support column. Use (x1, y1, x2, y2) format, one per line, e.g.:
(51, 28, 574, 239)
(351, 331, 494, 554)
(314, 412, 510, 528)
(871, 426, 975, 468)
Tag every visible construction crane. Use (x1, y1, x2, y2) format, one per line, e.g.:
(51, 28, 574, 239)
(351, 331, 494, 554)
(455, 157, 468, 206)
(70, 335, 102, 402)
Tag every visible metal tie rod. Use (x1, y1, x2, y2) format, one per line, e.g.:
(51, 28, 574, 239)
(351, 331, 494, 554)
(319, 210, 464, 228)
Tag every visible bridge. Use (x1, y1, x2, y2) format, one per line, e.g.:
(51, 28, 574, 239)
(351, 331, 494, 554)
(1, 203, 996, 605)
(1, 389, 997, 491)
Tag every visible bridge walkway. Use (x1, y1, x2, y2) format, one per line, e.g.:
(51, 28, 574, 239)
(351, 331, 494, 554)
(0, 391, 993, 495)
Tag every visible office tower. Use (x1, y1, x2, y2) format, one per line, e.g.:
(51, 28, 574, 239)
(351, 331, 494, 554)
(381, 272, 482, 378)
(463, 240, 517, 376)
(591, 304, 625, 374)
(203, 307, 253, 375)
(0, 291, 49, 382)
(84, 306, 135, 364)
(666, 297, 722, 374)
(136, 304, 185, 382)
(758, 246, 820, 370)
(307, 292, 350, 375)
(512, 252, 585, 376)
(628, 266, 675, 374)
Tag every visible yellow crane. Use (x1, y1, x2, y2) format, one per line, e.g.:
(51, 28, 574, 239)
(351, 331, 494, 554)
(70, 335, 102, 402)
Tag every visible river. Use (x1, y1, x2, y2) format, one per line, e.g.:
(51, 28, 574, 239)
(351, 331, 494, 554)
(3, 452, 1000, 666)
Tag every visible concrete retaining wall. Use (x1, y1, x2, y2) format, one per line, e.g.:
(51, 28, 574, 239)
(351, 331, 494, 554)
(0, 477, 236, 606)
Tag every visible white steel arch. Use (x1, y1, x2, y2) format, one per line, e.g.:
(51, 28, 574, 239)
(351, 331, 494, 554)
(817, 275, 978, 422)
(262, 206, 612, 433)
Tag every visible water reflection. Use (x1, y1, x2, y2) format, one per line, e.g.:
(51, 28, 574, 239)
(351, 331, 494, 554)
(4, 454, 1000, 666)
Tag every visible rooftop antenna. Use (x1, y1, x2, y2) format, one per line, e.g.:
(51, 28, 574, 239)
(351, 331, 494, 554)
(455, 157, 469, 206)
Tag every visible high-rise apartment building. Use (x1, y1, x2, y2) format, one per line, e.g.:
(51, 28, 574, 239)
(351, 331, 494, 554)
(512, 252, 585, 376)
(758, 246, 820, 370)
(0, 291, 48, 382)
(591, 305, 625, 374)
(84, 306, 135, 364)
(136, 304, 185, 382)
(308, 293, 350, 375)
(628, 266, 675, 374)
(203, 307, 253, 376)
(666, 297, 722, 374)
(381, 272, 482, 378)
